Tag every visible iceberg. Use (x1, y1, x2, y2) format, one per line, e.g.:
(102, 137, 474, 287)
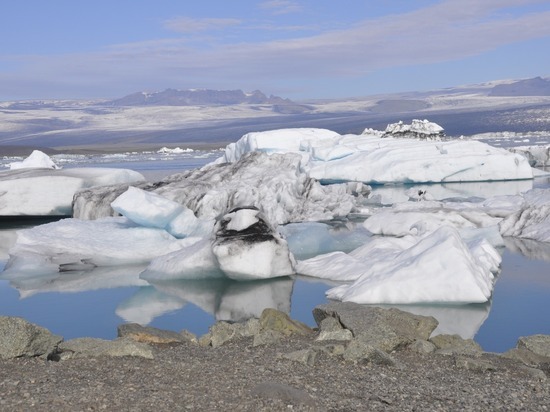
(8, 150, 61, 170)
(2, 217, 189, 275)
(219, 127, 534, 184)
(211, 207, 295, 280)
(499, 189, 550, 242)
(73, 151, 365, 226)
(0, 167, 145, 216)
(299, 226, 500, 304)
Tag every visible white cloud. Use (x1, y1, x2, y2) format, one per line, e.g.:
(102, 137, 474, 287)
(163, 17, 241, 33)
(1, 0, 549, 99)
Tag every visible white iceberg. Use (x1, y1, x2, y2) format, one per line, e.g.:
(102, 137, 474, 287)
(499, 189, 550, 242)
(299, 226, 499, 304)
(219, 127, 534, 184)
(211, 208, 295, 280)
(8, 150, 60, 170)
(2, 217, 189, 275)
(0, 167, 145, 216)
(74, 152, 363, 226)
(383, 119, 445, 140)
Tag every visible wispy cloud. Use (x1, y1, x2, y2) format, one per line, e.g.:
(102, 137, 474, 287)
(259, 0, 303, 15)
(1, 0, 549, 99)
(163, 17, 241, 33)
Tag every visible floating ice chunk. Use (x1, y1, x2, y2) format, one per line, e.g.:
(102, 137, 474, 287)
(363, 210, 478, 237)
(220, 127, 533, 184)
(383, 119, 445, 140)
(307, 139, 533, 184)
(9, 150, 60, 170)
(3, 217, 187, 275)
(111, 186, 184, 229)
(74, 152, 359, 226)
(0, 168, 145, 216)
(166, 208, 214, 238)
(296, 236, 416, 282)
(325, 226, 498, 304)
(212, 207, 295, 280)
(221, 128, 340, 163)
(140, 238, 224, 281)
(279, 221, 372, 260)
(499, 188, 550, 242)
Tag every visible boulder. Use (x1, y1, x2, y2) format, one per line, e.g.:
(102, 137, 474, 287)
(516, 335, 550, 359)
(259, 308, 314, 337)
(56, 337, 154, 360)
(0, 316, 62, 359)
(316, 316, 353, 342)
(430, 334, 483, 356)
(313, 303, 438, 352)
(342, 340, 399, 367)
(117, 323, 192, 344)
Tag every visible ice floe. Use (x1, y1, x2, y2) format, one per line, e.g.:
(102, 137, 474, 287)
(0, 166, 145, 216)
(220, 125, 534, 184)
(499, 189, 550, 242)
(8, 150, 61, 170)
(73, 151, 366, 226)
(318, 226, 499, 304)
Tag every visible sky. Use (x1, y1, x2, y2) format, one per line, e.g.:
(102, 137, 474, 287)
(1, 0, 549, 101)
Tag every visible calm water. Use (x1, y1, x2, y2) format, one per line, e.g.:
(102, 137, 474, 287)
(1, 154, 549, 353)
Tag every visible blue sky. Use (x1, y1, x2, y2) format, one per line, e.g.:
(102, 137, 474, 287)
(1, 0, 549, 101)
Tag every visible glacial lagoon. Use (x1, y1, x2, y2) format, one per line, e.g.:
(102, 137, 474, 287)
(1, 150, 549, 353)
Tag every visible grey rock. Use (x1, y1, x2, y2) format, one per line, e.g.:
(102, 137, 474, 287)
(502, 348, 550, 367)
(253, 330, 283, 347)
(409, 340, 436, 354)
(57, 337, 154, 360)
(281, 349, 318, 367)
(316, 317, 353, 341)
(117, 323, 188, 344)
(516, 335, 550, 359)
(430, 334, 483, 356)
(0, 316, 62, 359)
(316, 329, 354, 342)
(455, 357, 497, 373)
(209, 322, 238, 348)
(318, 344, 346, 357)
(259, 308, 313, 337)
(520, 366, 547, 382)
(313, 302, 438, 352)
(251, 381, 316, 407)
(202, 318, 262, 348)
(343, 340, 399, 367)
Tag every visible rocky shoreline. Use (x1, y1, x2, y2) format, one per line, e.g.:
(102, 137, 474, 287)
(1, 303, 549, 411)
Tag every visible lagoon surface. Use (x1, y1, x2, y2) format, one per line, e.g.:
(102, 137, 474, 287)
(1, 151, 549, 353)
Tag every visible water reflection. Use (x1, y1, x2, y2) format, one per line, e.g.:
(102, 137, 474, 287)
(378, 302, 491, 340)
(2, 265, 149, 298)
(148, 277, 293, 323)
(370, 179, 534, 205)
(503, 237, 550, 262)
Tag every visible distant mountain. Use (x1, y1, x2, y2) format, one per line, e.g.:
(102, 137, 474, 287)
(108, 88, 293, 107)
(488, 77, 550, 96)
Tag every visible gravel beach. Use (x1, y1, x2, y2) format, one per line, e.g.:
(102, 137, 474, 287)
(1, 331, 549, 411)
